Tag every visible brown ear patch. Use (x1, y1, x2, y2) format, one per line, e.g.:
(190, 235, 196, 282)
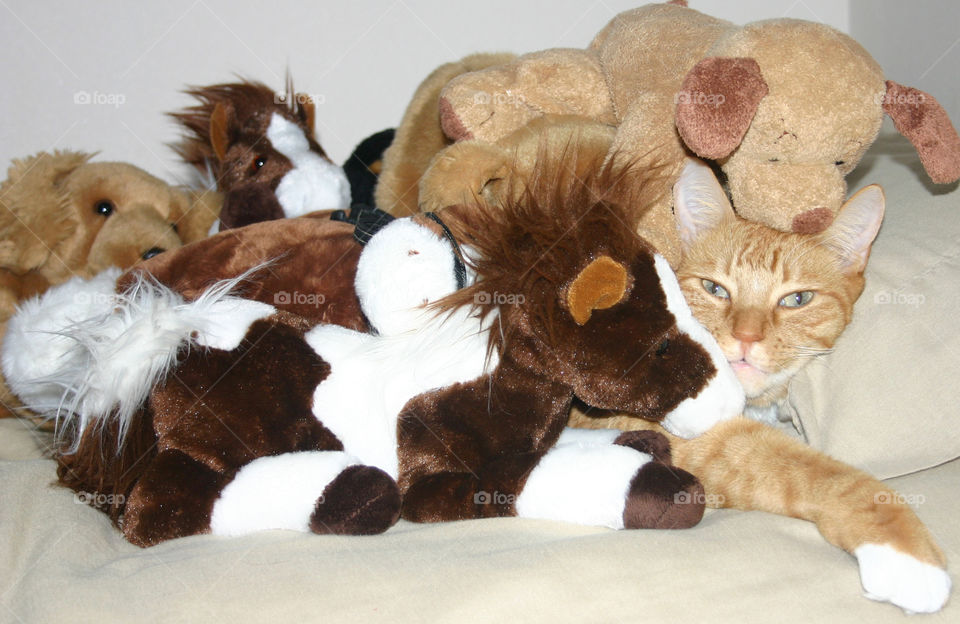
(566, 255, 630, 325)
(883, 80, 960, 184)
(676, 57, 768, 160)
(209, 103, 231, 162)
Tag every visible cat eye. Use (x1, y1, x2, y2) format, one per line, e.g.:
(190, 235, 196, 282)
(779, 291, 814, 308)
(701, 279, 730, 300)
(94, 200, 114, 216)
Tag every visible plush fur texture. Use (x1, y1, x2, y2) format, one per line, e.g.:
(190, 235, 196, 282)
(380, 3, 960, 265)
(171, 79, 348, 231)
(12, 148, 740, 547)
(0, 151, 219, 419)
(119, 215, 368, 331)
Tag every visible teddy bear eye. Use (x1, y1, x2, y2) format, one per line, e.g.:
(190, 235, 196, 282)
(94, 200, 114, 216)
(835, 160, 845, 166)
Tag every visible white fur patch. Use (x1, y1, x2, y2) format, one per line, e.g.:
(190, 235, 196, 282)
(355, 218, 463, 336)
(307, 306, 496, 480)
(855, 543, 951, 614)
(515, 441, 652, 529)
(2, 268, 275, 447)
(210, 451, 359, 536)
(308, 217, 494, 478)
(653, 254, 745, 438)
(3, 268, 123, 415)
(266, 113, 350, 217)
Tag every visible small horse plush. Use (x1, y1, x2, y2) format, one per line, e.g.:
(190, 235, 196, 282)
(4, 150, 743, 546)
(172, 79, 351, 232)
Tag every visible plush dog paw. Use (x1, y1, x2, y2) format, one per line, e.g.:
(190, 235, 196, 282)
(855, 543, 951, 613)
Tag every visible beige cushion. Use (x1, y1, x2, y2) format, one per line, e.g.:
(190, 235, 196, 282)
(788, 131, 960, 479)
(1, 413, 957, 622)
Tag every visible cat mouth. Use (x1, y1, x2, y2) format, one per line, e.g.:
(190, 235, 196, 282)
(729, 358, 770, 376)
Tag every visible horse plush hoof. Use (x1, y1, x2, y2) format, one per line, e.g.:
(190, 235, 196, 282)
(622, 463, 705, 530)
(309, 465, 401, 535)
(614, 430, 672, 464)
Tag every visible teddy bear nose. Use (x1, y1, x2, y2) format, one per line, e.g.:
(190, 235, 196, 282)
(141, 247, 165, 260)
(791, 207, 834, 234)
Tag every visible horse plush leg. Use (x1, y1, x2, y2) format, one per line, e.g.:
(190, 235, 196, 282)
(210, 451, 401, 537)
(122, 449, 229, 547)
(514, 429, 705, 529)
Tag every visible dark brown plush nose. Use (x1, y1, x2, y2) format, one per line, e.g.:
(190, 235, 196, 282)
(141, 247, 165, 260)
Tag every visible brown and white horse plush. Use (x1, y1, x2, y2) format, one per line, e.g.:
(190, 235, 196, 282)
(2, 155, 743, 547)
(172, 80, 351, 232)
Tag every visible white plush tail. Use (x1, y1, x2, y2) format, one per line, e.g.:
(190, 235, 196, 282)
(2, 266, 275, 450)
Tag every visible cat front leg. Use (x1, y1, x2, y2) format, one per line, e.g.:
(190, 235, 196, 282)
(668, 416, 951, 614)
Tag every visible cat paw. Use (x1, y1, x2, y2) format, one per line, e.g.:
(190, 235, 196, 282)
(855, 543, 951, 613)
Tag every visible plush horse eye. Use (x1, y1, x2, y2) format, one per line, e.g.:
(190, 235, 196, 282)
(655, 338, 670, 356)
(779, 290, 814, 308)
(252, 155, 267, 171)
(94, 200, 114, 216)
(701, 279, 730, 300)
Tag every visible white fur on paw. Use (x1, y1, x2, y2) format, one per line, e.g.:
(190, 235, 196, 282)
(855, 543, 951, 613)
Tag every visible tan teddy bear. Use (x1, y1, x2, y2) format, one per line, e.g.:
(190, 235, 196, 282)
(377, 2, 960, 265)
(0, 150, 220, 418)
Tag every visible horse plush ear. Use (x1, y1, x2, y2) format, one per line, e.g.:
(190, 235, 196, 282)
(296, 94, 316, 138)
(209, 103, 232, 163)
(883, 81, 960, 184)
(566, 256, 630, 325)
(675, 57, 769, 160)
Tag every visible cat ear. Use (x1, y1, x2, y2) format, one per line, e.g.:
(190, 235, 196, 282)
(672, 157, 735, 249)
(818, 185, 885, 274)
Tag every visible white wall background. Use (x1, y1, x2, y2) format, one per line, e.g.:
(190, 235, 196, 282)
(0, 1, 953, 187)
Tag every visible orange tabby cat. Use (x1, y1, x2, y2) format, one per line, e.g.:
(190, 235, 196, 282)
(671, 158, 883, 427)
(570, 159, 949, 613)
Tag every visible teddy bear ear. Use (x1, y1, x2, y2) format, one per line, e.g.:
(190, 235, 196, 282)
(883, 81, 960, 184)
(675, 57, 768, 160)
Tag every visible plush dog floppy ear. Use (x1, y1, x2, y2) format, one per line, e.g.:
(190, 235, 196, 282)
(883, 80, 960, 184)
(674, 57, 769, 160)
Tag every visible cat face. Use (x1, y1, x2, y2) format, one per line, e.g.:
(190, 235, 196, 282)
(671, 159, 885, 404)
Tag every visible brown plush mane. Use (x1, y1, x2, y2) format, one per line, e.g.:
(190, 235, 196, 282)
(170, 78, 309, 169)
(439, 143, 669, 350)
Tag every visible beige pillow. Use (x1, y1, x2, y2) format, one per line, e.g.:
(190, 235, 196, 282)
(788, 133, 960, 479)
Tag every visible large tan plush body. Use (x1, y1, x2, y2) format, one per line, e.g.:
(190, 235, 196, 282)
(0, 151, 220, 417)
(379, 3, 960, 265)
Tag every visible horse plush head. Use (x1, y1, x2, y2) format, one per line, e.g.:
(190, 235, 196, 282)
(172, 79, 350, 231)
(443, 146, 744, 438)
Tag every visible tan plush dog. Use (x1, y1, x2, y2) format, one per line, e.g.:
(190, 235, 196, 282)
(0, 150, 220, 418)
(377, 2, 960, 264)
